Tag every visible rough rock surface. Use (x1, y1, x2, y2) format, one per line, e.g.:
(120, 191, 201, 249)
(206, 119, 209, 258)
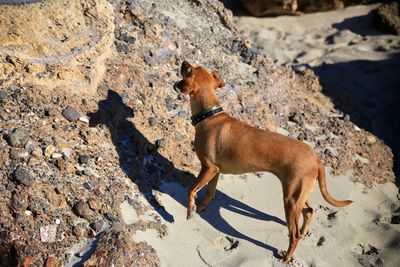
(0, 0, 395, 266)
(374, 2, 400, 35)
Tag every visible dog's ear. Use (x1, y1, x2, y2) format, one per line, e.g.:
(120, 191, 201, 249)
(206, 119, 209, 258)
(181, 61, 194, 78)
(212, 71, 225, 89)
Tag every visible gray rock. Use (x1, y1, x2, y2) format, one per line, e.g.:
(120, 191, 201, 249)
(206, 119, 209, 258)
(5, 128, 29, 148)
(119, 33, 136, 44)
(116, 43, 129, 53)
(62, 106, 80, 122)
(78, 154, 89, 165)
(11, 166, 34, 186)
(178, 110, 187, 118)
(148, 117, 157, 126)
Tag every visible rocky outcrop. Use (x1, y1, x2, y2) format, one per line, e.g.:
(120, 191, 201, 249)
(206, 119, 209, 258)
(0, 0, 395, 266)
(0, 0, 114, 94)
(374, 2, 400, 35)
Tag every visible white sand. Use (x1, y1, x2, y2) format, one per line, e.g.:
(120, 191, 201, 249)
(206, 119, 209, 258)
(133, 169, 400, 267)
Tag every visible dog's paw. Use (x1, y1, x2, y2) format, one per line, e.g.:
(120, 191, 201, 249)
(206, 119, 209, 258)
(187, 205, 196, 220)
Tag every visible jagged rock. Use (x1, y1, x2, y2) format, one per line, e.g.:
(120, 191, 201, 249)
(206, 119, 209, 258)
(11, 165, 34, 186)
(374, 2, 400, 35)
(74, 201, 94, 220)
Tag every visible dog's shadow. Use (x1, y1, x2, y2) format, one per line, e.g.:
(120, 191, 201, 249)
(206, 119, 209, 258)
(89, 89, 284, 254)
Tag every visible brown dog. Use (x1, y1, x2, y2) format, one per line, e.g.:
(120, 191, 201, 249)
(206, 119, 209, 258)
(173, 61, 352, 262)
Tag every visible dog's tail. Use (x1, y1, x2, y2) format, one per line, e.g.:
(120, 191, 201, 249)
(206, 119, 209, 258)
(317, 159, 353, 207)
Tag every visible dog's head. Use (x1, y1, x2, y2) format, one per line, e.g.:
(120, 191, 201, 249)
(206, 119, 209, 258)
(173, 61, 225, 95)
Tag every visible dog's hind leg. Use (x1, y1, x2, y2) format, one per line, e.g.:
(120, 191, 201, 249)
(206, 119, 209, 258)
(300, 201, 314, 238)
(187, 163, 219, 219)
(282, 179, 312, 262)
(197, 172, 220, 212)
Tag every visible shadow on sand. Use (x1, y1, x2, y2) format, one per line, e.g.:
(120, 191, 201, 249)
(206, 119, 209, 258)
(89, 89, 285, 254)
(311, 53, 400, 185)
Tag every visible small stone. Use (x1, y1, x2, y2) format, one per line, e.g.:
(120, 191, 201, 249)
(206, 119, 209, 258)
(78, 154, 89, 164)
(5, 128, 30, 148)
(74, 201, 93, 220)
(116, 43, 129, 53)
(317, 236, 326, 246)
(175, 132, 184, 141)
(155, 138, 166, 148)
(61, 147, 73, 158)
(378, 163, 384, 169)
(79, 116, 89, 123)
(83, 182, 92, 190)
(56, 159, 65, 171)
(11, 166, 34, 186)
(40, 225, 57, 243)
(343, 114, 351, 121)
(44, 145, 57, 158)
(178, 110, 187, 117)
(148, 117, 157, 126)
(51, 153, 63, 159)
(119, 33, 136, 44)
(62, 106, 80, 122)
(0, 231, 7, 238)
(324, 149, 333, 157)
(9, 148, 29, 160)
(65, 163, 76, 174)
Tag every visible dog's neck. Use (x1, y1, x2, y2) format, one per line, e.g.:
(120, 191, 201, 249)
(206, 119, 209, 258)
(189, 90, 220, 116)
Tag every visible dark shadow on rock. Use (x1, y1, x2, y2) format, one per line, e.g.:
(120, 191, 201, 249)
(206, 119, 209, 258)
(310, 53, 400, 185)
(89, 90, 282, 254)
(89, 90, 194, 223)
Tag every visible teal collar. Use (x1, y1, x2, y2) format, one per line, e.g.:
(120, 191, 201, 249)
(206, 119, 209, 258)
(191, 105, 223, 126)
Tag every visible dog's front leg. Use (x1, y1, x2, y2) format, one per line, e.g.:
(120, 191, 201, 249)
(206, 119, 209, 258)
(197, 172, 220, 212)
(187, 164, 219, 219)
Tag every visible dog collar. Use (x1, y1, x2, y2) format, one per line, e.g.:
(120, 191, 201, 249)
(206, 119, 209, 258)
(191, 105, 223, 126)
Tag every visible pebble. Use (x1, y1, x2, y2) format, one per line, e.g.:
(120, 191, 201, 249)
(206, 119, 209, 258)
(178, 110, 187, 117)
(62, 106, 80, 122)
(78, 154, 89, 164)
(317, 236, 326, 246)
(175, 132, 184, 141)
(119, 33, 136, 44)
(44, 145, 57, 158)
(116, 43, 129, 53)
(148, 117, 157, 126)
(79, 116, 89, 123)
(377, 163, 384, 169)
(90, 219, 106, 233)
(11, 166, 34, 186)
(83, 182, 92, 190)
(51, 153, 63, 159)
(155, 138, 166, 148)
(343, 114, 351, 121)
(9, 148, 29, 160)
(74, 201, 93, 220)
(5, 128, 30, 148)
